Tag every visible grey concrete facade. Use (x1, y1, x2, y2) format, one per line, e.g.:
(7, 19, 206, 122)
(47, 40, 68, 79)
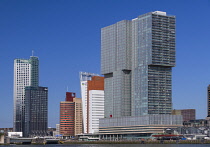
(99, 115, 182, 135)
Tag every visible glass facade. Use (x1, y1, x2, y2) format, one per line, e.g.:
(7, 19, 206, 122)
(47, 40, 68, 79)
(101, 11, 176, 117)
(101, 20, 132, 118)
(99, 115, 183, 128)
(13, 56, 39, 132)
(99, 115, 183, 135)
(24, 86, 48, 137)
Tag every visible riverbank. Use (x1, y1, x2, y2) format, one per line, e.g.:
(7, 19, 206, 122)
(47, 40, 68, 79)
(63, 140, 210, 144)
(1, 140, 210, 145)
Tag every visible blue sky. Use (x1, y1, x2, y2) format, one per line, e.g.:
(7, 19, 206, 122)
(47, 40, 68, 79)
(0, 0, 210, 128)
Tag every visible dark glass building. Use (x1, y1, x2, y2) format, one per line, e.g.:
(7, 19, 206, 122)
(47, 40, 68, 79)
(24, 86, 48, 137)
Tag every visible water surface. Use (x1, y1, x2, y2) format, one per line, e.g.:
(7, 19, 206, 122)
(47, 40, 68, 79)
(2, 144, 210, 147)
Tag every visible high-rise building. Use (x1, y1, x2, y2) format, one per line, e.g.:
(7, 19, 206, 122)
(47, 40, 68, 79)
(101, 11, 175, 118)
(73, 98, 83, 136)
(87, 76, 104, 134)
(79, 72, 99, 133)
(13, 56, 39, 132)
(172, 109, 196, 121)
(60, 92, 82, 138)
(60, 92, 76, 138)
(99, 12, 182, 138)
(24, 86, 48, 137)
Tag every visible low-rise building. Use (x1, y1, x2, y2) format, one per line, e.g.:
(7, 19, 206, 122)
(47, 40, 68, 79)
(183, 119, 210, 128)
(0, 128, 13, 136)
(47, 127, 56, 136)
(0, 133, 4, 144)
(53, 124, 60, 137)
(98, 115, 183, 140)
(172, 109, 196, 122)
(8, 132, 22, 138)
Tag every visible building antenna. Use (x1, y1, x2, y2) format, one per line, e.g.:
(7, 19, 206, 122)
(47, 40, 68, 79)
(32, 50, 34, 56)
(67, 86, 69, 92)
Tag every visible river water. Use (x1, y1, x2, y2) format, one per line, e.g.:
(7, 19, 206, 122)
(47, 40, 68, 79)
(1, 144, 210, 147)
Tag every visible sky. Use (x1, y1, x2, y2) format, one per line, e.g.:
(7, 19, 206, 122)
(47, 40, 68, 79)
(0, 0, 210, 128)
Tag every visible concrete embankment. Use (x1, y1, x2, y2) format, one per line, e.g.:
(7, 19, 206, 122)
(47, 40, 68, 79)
(63, 140, 210, 144)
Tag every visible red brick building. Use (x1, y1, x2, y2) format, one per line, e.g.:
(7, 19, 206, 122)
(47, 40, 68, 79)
(60, 92, 82, 138)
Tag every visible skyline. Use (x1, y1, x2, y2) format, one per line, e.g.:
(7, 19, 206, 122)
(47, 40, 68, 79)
(0, 0, 210, 128)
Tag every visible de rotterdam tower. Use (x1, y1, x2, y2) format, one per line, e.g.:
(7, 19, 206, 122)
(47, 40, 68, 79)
(101, 11, 175, 118)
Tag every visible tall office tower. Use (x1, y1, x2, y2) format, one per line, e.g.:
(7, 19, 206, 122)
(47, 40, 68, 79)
(207, 85, 210, 117)
(24, 86, 48, 137)
(87, 76, 104, 134)
(60, 92, 76, 138)
(13, 56, 39, 132)
(79, 72, 99, 133)
(101, 11, 175, 118)
(60, 92, 82, 138)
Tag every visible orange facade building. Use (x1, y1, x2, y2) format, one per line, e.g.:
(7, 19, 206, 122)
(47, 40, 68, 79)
(87, 76, 104, 133)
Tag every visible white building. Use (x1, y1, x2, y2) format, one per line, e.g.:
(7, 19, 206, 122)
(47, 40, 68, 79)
(8, 132, 23, 138)
(88, 90, 104, 134)
(79, 72, 99, 134)
(53, 124, 60, 137)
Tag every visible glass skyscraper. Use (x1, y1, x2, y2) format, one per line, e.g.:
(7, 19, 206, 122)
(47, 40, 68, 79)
(24, 86, 48, 137)
(14, 56, 39, 132)
(14, 56, 48, 137)
(101, 11, 175, 118)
